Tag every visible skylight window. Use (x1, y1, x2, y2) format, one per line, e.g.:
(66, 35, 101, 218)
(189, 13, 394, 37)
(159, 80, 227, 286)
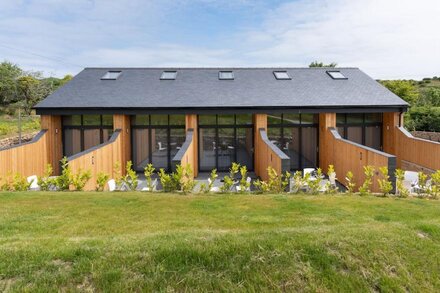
(219, 71, 234, 80)
(160, 71, 177, 80)
(327, 71, 347, 80)
(101, 71, 121, 80)
(273, 71, 291, 80)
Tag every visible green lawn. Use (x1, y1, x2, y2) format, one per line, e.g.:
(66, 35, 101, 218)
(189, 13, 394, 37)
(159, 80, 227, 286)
(0, 193, 439, 292)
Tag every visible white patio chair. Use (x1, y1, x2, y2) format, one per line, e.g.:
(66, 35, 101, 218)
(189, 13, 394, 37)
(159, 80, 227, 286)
(236, 177, 252, 192)
(404, 171, 418, 193)
(328, 172, 337, 186)
(208, 178, 220, 192)
(158, 142, 167, 151)
(27, 175, 39, 191)
(107, 179, 116, 192)
(142, 178, 158, 192)
(303, 168, 316, 179)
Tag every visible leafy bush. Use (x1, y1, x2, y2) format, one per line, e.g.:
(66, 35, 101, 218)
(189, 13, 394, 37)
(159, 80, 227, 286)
(253, 167, 290, 194)
(405, 106, 440, 132)
(158, 168, 176, 192)
(345, 171, 356, 194)
(122, 161, 138, 191)
(324, 165, 338, 194)
(395, 169, 409, 198)
(96, 172, 109, 191)
(307, 168, 323, 194)
(429, 170, 440, 199)
(143, 163, 156, 192)
(290, 171, 305, 194)
(12, 173, 31, 191)
(55, 157, 72, 191)
(238, 166, 251, 193)
(377, 167, 393, 196)
(0, 172, 13, 191)
(71, 169, 92, 191)
(220, 162, 240, 192)
(113, 161, 123, 191)
(359, 166, 374, 196)
(416, 172, 428, 197)
(38, 164, 56, 191)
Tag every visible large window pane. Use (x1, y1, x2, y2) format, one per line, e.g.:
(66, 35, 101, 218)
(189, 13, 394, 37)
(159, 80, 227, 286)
(336, 114, 346, 124)
(64, 129, 81, 157)
(169, 115, 185, 125)
(267, 114, 282, 125)
(199, 115, 216, 125)
(151, 129, 168, 169)
(199, 128, 216, 171)
(268, 127, 282, 149)
(365, 126, 381, 150)
(283, 114, 300, 124)
(347, 126, 363, 144)
(83, 115, 101, 126)
(365, 113, 382, 123)
(102, 129, 114, 142)
(301, 127, 318, 168)
(63, 115, 81, 126)
(236, 128, 253, 170)
(218, 128, 235, 170)
(170, 128, 185, 160)
(301, 114, 318, 125)
(346, 114, 363, 124)
(284, 127, 300, 170)
(235, 114, 252, 125)
(133, 115, 149, 126)
(133, 129, 150, 171)
(150, 115, 168, 126)
(83, 129, 101, 149)
(102, 115, 113, 126)
(218, 115, 234, 125)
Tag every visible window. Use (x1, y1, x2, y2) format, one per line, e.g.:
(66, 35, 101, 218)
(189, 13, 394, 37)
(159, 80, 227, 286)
(336, 113, 383, 150)
(160, 71, 177, 80)
(62, 115, 114, 157)
(219, 71, 234, 80)
(101, 71, 121, 80)
(273, 71, 291, 80)
(327, 71, 347, 80)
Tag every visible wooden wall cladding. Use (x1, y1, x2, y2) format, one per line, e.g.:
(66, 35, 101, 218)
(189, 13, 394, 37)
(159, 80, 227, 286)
(0, 130, 49, 178)
(40, 115, 62, 174)
(68, 130, 122, 191)
(185, 114, 198, 177)
(113, 115, 131, 175)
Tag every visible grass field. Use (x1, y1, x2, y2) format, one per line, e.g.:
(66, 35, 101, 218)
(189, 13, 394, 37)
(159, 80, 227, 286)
(0, 193, 439, 292)
(0, 114, 40, 139)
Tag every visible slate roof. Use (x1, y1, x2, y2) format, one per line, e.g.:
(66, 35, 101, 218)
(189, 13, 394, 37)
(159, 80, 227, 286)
(35, 67, 408, 113)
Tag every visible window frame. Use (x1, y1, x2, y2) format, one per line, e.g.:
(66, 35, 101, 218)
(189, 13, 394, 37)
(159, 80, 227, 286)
(273, 71, 292, 80)
(218, 71, 234, 80)
(336, 113, 383, 150)
(160, 71, 177, 80)
(101, 71, 122, 80)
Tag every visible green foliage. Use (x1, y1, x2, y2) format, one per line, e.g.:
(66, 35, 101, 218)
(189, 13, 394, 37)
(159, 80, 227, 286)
(0, 61, 22, 105)
(0, 172, 13, 191)
(380, 80, 419, 105)
(429, 170, 440, 199)
(56, 157, 72, 191)
(175, 164, 196, 194)
(122, 161, 138, 191)
(417, 88, 440, 107)
(237, 166, 251, 193)
(324, 165, 338, 194)
(12, 173, 31, 191)
(359, 166, 375, 196)
(38, 164, 55, 191)
(377, 167, 393, 196)
(309, 61, 337, 67)
(307, 168, 322, 194)
(416, 172, 428, 197)
(113, 161, 123, 191)
(405, 106, 440, 132)
(290, 171, 305, 194)
(71, 169, 92, 191)
(143, 163, 156, 192)
(345, 171, 356, 194)
(96, 172, 109, 192)
(158, 168, 176, 192)
(395, 169, 409, 198)
(220, 163, 240, 192)
(254, 167, 291, 194)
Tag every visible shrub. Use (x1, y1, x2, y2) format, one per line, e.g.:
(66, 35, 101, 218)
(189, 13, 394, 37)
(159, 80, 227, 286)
(143, 163, 156, 192)
(176, 164, 196, 194)
(122, 161, 138, 191)
(158, 168, 176, 192)
(0, 172, 13, 191)
(345, 171, 356, 194)
(395, 169, 409, 198)
(55, 157, 72, 191)
(96, 172, 109, 191)
(238, 166, 251, 193)
(290, 171, 305, 194)
(307, 168, 322, 194)
(377, 167, 393, 196)
(38, 164, 56, 191)
(416, 172, 428, 197)
(429, 170, 440, 199)
(71, 169, 92, 191)
(220, 162, 240, 193)
(324, 165, 338, 194)
(12, 173, 31, 191)
(113, 161, 123, 191)
(359, 166, 374, 196)
(254, 167, 291, 194)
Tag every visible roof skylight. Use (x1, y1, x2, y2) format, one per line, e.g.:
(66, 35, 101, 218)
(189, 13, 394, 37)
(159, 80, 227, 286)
(219, 71, 234, 80)
(327, 71, 347, 80)
(101, 71, 122, 80)
(273, 71, 291, 80)
(160, 71, 177, 80)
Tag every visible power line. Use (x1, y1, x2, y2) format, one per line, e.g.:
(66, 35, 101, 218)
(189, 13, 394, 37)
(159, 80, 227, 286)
(0, 44, 84, 69)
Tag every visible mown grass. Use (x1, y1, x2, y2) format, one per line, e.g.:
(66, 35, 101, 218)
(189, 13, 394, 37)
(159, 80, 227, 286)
(0, 193, 439, 292)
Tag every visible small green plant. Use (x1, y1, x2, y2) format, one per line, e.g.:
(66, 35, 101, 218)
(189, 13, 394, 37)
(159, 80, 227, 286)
(359, 166, 375, 196)
(221, 163, 240, 192)
(144, 163, 156, 192)
(416, 172, 428, 197)
(377, 167, 393, 196)
(429, 170, 440, 199)
(345, 171, 356, 194)
(324, 165, 338, 194)
(237, 166, 250, 193)
(307, 168, 323, 194)
(96, 172, 109, 191)
(38, 164, 56, 191)
(158, 168, 176, 192)
(253, 178, 270, 193)
(56, 157, 72, 191)
(113, 161, 123, 191)
(177, 164, 196, 194)
(0, 172, 13, 191)
(200, 168, 217, 193)
(123, 161, 138, 191)
(290, 171, 305, 194)
(395, 169, 409, 198)
(71, 169, 92, 191)
(12, 173, 31, 191)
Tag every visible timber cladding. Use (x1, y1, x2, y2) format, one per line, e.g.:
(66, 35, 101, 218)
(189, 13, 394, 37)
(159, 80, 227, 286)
(68, 130, 122, 191)
(0, 130, 49, 178)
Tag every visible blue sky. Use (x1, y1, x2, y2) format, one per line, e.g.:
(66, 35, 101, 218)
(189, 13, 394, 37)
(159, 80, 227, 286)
(0, 0, 439, 79)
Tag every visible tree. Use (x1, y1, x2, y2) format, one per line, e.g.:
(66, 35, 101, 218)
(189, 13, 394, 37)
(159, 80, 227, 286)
(380, 80, 419, 105)
(16, 75, 52, 115)
(0, 61, 22, 105)
(418, 88, 440, 107)
(309, 61, 337, 68)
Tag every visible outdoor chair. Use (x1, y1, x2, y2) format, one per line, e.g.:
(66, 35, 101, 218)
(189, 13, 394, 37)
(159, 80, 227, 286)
(107, 179, 116, 192)
(27, 175, 39, 191)
(303, 168, 316, 179)
(403, 171, 419, 193)
(157, 142, 167, 151)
